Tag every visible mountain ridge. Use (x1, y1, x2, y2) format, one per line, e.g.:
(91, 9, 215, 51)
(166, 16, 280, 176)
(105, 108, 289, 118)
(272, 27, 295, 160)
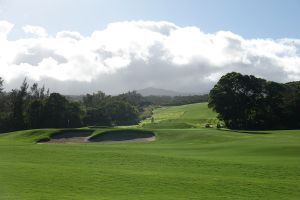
(136, 87, 192, 96)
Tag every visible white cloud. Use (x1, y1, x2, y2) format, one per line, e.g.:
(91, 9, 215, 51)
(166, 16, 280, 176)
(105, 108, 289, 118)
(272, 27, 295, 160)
(23, 25, 48, 37)
(56, 31, 83, 41)
(0, 20, 14, 39)
(0, 20, 300, 94)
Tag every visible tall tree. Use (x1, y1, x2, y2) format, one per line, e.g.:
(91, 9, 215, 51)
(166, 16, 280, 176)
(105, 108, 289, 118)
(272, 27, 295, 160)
(209, 72, 269, 129)
(42, 93, 82, 128)
(65, 102, 82, 128)
(0, 77, 3, 94)
(42, 93, 69, 128)
(283, 81, 300, 128)
(10, 79, 29, 130)
(25, 83, 49, 129)
(0, 77, 7, 131)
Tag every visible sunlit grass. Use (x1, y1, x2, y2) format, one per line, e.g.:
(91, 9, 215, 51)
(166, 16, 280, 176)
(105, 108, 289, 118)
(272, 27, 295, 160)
(0, 104, 300, 200)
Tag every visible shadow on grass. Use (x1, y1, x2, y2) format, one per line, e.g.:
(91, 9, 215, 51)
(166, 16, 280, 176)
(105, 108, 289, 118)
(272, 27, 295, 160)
(217, 129, 271, 135)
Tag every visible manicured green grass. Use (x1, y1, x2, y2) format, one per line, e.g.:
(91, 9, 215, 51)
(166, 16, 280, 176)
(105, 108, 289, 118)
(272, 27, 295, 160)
(0, 104, 300, 199)
(140, 102, 218, 128)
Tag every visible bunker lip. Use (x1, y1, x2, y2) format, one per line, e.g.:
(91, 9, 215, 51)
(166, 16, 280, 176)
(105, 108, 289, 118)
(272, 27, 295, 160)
(88, 130, 156, 143)
(38, 129, 155, 144)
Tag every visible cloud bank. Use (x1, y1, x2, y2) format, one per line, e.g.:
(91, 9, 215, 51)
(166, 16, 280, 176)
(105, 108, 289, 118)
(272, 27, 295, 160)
(0, 20, 300, 94)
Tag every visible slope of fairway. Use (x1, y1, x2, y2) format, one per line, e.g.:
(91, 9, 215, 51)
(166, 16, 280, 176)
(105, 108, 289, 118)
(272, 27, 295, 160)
(1, 127, 300, 200)
(141, 102, 218, 128)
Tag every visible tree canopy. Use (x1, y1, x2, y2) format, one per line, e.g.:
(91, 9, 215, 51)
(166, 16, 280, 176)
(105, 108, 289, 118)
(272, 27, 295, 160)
(209, 72, 300, 130)
(0, 79, 142, 132)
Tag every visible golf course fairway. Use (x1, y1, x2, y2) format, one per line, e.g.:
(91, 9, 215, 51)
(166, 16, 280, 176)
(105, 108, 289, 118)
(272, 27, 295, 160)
(0, 103, 299, 200)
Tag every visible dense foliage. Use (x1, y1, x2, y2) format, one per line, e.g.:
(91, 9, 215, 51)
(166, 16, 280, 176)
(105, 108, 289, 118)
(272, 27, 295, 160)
(0, 77, 210, 133)
(0, 79, 83, 132)
(209, 72, 300, 130)
(81, 91, 140, 126)
(0, 79, 139, 132)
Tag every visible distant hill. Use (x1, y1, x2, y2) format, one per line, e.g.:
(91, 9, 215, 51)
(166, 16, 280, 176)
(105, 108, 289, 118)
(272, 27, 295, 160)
(64, 87, 202, 101)
(136, 87, 189, 97)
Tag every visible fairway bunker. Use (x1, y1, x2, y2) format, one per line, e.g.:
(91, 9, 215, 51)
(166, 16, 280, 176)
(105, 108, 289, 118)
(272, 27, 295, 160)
(89, 130, 155, 143)
(38, 130, 94, 144)
(38, 129, 155, 144)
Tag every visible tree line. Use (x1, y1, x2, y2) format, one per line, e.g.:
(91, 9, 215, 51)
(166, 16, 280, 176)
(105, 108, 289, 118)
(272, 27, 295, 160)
(208, 72, 300, 130)
(143, 94, 208, 106)
(0, 78, 141, 132)
(0, 77, 208, 133)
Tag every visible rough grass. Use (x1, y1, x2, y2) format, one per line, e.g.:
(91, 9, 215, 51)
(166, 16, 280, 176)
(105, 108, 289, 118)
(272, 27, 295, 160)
(0, 103, 300, 199)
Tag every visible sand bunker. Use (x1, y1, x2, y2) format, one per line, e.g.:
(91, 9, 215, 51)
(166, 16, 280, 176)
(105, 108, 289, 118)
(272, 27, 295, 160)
(38, 130, 94, 144)
(89, 130, 155, 143)
(38, 130, 155, 144)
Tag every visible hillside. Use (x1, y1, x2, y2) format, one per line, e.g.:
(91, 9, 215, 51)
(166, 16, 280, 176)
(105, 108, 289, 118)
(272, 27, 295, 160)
(140, 102, 218, 128)
(136, 87, 188, 96)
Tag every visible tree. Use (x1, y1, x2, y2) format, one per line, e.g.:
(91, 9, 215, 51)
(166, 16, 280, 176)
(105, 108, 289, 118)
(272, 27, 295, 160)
(0, 77, 3, 94)
(83, 107, 110, 126)
(42, 93, 69, 128)
(82, 91, 107, 108)
(24, 83, 44, 129)
(209, 72, 300, 130)
(0, 77, 5, 113)
(104, 100, 139, 125)
(30, 83, 39, 99)
(9, 79, 29, 130)
(0, 80, 85, 132)
(282, 81, 300, 128)
(26, 99, 44, 129)
(0, 77, 9, 131)
(263, 81, 286, 129)
(42, 93, 82, 128)
(209, 72, 269, 129)
(117, 91, 148, 110)
(65, 102, 82, 128)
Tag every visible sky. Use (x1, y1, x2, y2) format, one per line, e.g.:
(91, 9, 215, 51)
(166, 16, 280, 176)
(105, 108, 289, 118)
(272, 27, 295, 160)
(0, 0, 300, 94)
